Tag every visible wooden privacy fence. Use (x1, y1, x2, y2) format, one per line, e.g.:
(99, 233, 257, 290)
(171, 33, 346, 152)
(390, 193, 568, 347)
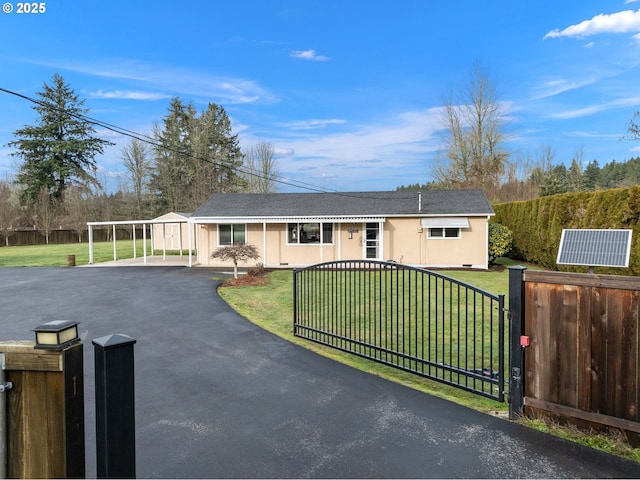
(511, 268, 640, 438)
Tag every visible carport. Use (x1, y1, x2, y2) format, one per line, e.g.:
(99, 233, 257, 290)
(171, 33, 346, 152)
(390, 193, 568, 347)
(86, 219, 198, 265)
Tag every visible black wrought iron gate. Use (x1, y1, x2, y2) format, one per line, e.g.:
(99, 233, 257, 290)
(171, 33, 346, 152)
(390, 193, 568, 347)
(293, 260, 506, 401)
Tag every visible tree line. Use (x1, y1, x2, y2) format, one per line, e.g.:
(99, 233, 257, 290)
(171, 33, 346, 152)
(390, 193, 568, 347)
(4, 67, 640, 247)
(0, 74, 279, 244)
(398, 63, 640, 203)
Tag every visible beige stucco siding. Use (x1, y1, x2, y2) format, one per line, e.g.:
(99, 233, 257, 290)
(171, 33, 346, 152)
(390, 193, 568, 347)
(382, 217, 488, 267)
(197, 216, 488, 269)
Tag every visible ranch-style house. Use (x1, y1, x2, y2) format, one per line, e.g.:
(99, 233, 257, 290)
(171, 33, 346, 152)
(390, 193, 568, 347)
(190, 189, 494, 269)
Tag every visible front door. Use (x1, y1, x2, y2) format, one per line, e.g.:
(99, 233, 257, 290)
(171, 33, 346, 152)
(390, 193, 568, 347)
(364, 223, 381, 260)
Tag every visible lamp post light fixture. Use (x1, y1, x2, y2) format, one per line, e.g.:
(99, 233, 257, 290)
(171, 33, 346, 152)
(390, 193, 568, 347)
(33, 320, 80, 351)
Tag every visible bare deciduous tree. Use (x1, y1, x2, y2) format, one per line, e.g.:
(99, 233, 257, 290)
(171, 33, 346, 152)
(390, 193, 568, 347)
(242, 142, 280, 193)
(121, 137, 151, 217)
(64, 186, 91, 242)
(32, 186, 58, 244)
(0, 179, 22, 246)
(434, 63, 508, 199)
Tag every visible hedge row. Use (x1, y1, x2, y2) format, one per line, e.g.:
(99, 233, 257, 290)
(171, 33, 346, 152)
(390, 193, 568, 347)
(492, 185, 640, 276)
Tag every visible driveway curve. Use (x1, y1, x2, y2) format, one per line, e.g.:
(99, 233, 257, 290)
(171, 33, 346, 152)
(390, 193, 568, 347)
(1, 266, 639, 478)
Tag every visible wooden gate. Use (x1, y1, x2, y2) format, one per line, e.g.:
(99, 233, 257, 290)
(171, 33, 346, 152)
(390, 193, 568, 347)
(508, 267, 640, 436)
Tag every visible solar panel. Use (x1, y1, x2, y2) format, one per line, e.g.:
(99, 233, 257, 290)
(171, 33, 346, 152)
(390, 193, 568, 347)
(557, 229, 632, 268)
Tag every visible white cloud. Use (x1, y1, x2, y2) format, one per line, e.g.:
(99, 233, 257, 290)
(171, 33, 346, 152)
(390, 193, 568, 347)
(90, 90, 169, 101)
(285, 119, 346, 130)
(544, 9, 640, 39)
(531, 77, 598, 99)
(271, 108, 442, 188)
(290, 49, 329, 61)
(12, 57, 278, 105)
(547, 96, 640, 119)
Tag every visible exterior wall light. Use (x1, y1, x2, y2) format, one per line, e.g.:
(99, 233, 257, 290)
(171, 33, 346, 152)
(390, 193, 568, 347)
(33, 320, 80, 350)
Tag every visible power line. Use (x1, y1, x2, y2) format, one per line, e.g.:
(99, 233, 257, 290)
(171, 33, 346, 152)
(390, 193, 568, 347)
(0, 85, 417, 201)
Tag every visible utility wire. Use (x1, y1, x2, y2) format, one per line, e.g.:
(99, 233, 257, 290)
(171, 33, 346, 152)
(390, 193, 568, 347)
(0, 86, 419, 201)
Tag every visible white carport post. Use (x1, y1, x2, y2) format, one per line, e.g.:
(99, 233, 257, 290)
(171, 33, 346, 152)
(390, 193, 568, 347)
(319, 222, 324, 264)
(179, 224, 183, 257)
(112, 224, 117, 261)
(162, 223, 167, 260)
(150, 223, 154, 257)
(143, 223, 147, 264)
(263, 222, 267, 267)
(132, 225, 137, 259)
(188, 221, 193, 267)
(88, 224, 94, 264)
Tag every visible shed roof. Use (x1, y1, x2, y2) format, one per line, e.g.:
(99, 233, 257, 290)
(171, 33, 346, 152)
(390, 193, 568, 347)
(191, 190, 493, 219)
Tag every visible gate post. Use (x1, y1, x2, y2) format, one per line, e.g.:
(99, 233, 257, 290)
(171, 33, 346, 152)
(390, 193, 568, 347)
(0, 339, 85, 478)
(93, 334, 137, 479)
(508, 266, 526, 419)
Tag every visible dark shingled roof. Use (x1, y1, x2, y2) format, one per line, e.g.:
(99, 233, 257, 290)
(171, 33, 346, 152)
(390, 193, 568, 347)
(191, 190, 493, 218)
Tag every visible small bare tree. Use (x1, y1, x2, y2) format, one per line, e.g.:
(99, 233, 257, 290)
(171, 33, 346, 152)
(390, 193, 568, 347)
(242, 142, 280, 193)
(121, 137, 152, 217)
(0, 179, 22, 246)
(33, 186, 58, 244)
(211, 243, 260, 279)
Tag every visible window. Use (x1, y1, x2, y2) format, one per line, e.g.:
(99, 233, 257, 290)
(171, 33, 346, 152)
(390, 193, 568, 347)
(218, 224, 246, 245)
(428, 227, 461, 239)
(287, 223, 333, 244)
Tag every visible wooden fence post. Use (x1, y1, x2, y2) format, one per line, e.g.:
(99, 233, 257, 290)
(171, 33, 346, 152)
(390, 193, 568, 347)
(508, 266, 527, 420)
(0, 340, 85, 478)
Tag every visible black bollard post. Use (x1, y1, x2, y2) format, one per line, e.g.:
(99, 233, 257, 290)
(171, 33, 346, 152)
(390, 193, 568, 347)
(93, 334, 137, 479)
(508, 266, 526, 420)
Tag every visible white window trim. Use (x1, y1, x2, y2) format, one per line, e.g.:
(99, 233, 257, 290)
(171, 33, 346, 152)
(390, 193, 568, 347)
(286, 222, 335, 246)
(427, 227, 462, 239)
(218, 224, 247, 246)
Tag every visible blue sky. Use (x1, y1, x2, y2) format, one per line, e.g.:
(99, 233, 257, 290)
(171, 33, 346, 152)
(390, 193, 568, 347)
(2, 1, 640, 193)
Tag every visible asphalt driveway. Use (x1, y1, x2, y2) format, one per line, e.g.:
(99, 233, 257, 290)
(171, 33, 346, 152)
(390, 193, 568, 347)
(1, 266, 639, 478)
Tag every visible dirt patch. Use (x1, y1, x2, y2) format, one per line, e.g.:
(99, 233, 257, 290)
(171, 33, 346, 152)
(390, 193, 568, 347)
(220, 275, 270, 287)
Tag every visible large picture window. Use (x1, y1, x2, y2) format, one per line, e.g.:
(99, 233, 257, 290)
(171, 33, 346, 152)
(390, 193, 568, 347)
(428, 227, 461, 239)
(218, 224, 246, 245)
(287, 223, 333, 244)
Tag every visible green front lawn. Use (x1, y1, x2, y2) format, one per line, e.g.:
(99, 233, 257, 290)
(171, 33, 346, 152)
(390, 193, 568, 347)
(0, 240, 152, 267)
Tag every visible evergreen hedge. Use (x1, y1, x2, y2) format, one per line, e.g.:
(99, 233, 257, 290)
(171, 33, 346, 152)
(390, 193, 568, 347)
(492, 185, 640, 276)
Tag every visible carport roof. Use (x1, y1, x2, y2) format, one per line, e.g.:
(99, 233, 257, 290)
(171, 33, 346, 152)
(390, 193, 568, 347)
(191, 190, 494, 219)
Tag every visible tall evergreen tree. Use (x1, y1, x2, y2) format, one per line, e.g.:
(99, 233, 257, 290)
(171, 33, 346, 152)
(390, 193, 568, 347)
(151, 98, 243, 212)
(582, 160, 600, 191)
(8, 73, 113, 205)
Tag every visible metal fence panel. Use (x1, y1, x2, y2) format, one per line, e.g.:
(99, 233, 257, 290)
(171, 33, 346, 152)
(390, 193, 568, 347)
(293, 260, 506, 401)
